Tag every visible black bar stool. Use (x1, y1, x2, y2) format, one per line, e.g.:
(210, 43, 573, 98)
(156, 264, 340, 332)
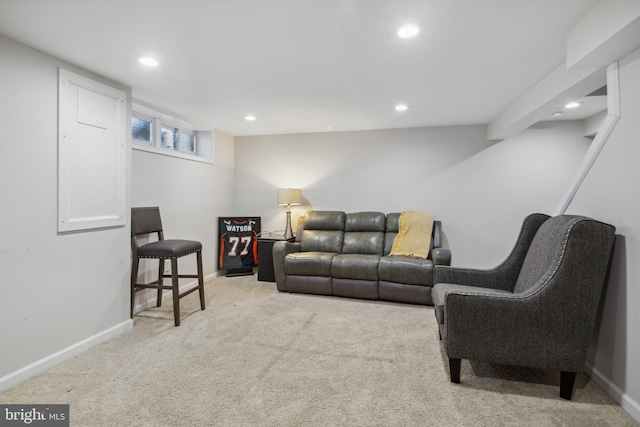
(130, 207, 205, 326)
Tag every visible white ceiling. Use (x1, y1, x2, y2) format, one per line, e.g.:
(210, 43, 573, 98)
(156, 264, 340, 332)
(0, 0, 603, 136)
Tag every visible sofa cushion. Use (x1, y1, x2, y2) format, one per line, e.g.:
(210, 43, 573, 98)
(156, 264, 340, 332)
(345, 212, 386, 232)
(342, 232, 385, 255)
(300, 230, 345, 253)
(285, 252, 337, 276)
(300, 211, 346, 253)
(378, 255, 434, 286)
(303, 210, 346, 230)
(331, 254, 380, 281)
(341, 212, 385, 255)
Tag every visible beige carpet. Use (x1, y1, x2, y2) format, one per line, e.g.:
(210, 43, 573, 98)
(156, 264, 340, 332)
(1, 275, 637, 426)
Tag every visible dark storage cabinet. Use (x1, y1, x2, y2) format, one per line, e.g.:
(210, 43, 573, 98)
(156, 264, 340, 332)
(257, 237, 293, 282)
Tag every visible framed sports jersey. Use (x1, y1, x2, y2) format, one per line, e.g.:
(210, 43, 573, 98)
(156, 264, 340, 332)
(218, 216, 261, 274)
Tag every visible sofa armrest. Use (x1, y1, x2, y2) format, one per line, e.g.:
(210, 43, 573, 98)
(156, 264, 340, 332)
(273, 240, 301, 291)
(431, 248, 451, 266)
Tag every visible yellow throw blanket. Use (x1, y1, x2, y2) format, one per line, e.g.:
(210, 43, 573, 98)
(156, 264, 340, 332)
(390, 211, 434, 259)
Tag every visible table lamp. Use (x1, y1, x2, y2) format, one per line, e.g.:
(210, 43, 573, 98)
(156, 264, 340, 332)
(277, 188, 301, 239)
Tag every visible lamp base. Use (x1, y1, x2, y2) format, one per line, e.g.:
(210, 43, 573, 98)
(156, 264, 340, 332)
(284, 210, 293, 240)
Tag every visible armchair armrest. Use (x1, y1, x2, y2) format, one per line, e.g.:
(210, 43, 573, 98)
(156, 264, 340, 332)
(433, 265, 511, 291)
(444, 290, 586, 372)
(272, 240, 301, 291)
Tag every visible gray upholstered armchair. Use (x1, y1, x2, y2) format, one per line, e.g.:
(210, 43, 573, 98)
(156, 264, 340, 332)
(432, 213, 616, 400)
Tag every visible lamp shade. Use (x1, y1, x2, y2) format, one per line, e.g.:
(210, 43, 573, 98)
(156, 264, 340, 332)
(277, 188, 301, 206)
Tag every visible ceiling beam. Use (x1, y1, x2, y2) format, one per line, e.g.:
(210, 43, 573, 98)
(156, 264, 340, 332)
(567, 0, 640, 69)
(487, 0, 640, 141)
(487, 65, 604, 141)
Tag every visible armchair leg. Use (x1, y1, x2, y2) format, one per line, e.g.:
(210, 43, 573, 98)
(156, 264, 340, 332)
(449, 358, 461, 384)
(560, 371, 576, 400)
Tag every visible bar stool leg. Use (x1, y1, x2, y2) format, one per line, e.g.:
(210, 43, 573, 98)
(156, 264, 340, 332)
(130, 257, 139, 318)
(171, 258, 180, 326)
(157, 258, 165, 307)
(197, 251, 205, 310)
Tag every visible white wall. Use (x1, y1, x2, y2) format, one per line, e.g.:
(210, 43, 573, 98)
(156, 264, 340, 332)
(235, 122, 591, 267)
(0, 35, 238, 388)
(567, 48, 640, 419)
(130, 130, 235, 298)
(0, 36, 132, 384)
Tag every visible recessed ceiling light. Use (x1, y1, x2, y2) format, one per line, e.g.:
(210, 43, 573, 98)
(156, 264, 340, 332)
(395, 104, 408, 111)
(245, 115, 257, 121)
(397, 24, 419, 38)
(139, 57, 159, 67)
(564, 101, 581, 109)
(551, 111, 563, 117)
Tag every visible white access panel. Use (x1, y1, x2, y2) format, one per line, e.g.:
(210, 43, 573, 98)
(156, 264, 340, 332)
(58, 69, 127, 232)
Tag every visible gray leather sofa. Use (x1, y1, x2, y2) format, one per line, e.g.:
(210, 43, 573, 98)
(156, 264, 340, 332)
(273, 211, 451, 305)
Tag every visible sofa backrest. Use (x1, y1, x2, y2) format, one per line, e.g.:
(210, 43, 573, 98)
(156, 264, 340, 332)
(383, 213, 440, 256)
(342, 212, 385, 255)
(300, 211, 346, 253)
(383, 213, 400, 255)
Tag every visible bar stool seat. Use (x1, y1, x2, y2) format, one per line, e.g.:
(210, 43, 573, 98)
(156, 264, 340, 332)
(137, 240, 202, 259)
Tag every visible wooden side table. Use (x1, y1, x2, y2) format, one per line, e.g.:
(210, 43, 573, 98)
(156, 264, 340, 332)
(257, 237, 294, 282)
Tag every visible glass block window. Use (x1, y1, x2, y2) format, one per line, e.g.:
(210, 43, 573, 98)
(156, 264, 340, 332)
(179, 131, 196, 153)
(161, 126, 196, 153)
(161, 126, 177, 149)
(131, 102, 212, 163)
(132, 116, 152, 144)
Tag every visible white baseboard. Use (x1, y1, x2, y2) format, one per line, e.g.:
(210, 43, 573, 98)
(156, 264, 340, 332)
(585, 363, 640, 423)
(0, 319, 133, 393)
(0, 274, 220, 393)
